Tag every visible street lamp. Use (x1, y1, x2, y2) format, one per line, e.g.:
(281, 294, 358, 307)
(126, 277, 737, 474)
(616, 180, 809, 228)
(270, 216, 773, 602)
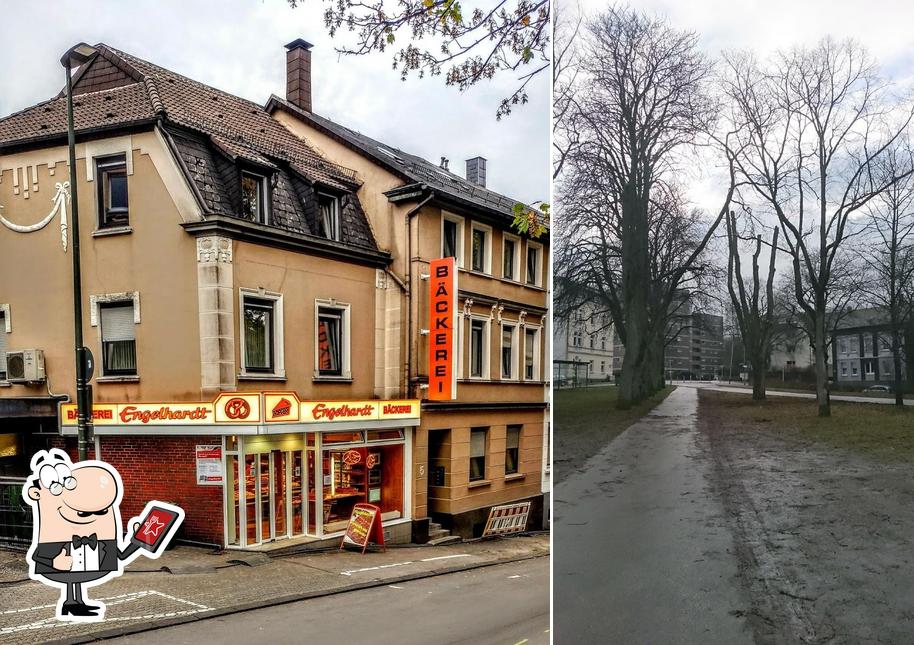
(61, 43, 97, 461)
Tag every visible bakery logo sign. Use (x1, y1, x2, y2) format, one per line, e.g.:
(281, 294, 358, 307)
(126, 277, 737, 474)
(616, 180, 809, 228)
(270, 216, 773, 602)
(223, 397, 251, 420)
(428, 257, 457, 400)
(271, 398, 293, 418)
(310, 403, 376, 421)
(61, 393, 262, 428)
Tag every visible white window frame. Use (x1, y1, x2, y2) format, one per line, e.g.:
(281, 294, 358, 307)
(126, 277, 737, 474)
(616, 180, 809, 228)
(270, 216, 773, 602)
(314, 299, 352, 381)
(442, 212, 465, 267)
(241, 171, 268, 224)
(239, 288, 285, 379)
(500, 322, 519, 381)
(524, 325, 542, 381)
(470, 222, 493, 274)
(865, 360, 875, 375)
(525, 240, 544, 287)
(468, 315, 491, 380)
(316, 192, 341, 241)
(502, 233, 520, 281)
(89, 293, 140, 379)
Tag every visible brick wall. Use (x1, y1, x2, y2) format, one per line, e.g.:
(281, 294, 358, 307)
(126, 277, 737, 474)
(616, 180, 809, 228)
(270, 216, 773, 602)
(51, 436, 224, 545)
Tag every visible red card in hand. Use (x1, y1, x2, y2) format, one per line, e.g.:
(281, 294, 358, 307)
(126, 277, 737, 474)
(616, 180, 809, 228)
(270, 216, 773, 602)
(130, 505, 181, 552)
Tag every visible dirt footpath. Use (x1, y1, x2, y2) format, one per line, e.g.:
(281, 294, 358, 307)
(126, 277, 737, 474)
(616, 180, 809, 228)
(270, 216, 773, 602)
(698, 390, 914, 644)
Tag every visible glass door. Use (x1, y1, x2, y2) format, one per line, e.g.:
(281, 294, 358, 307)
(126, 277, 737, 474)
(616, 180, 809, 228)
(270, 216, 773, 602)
(226, 455, 242, 547)
(259, 454, 271, 542)
(244, 455, 258, 545)
(290, 451, 304, 536)
(272, 450, 287, 539)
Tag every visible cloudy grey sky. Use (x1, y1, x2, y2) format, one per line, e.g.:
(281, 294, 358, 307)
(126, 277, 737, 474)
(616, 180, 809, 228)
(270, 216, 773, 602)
(0, 0, 549, 203)
(572, 0, 914, 213)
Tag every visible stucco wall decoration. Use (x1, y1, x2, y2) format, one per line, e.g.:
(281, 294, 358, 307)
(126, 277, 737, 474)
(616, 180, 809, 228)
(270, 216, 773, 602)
(0, 181, 71, 251)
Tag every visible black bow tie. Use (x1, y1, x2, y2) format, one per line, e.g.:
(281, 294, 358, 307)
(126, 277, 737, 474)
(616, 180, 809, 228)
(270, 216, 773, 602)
(72, 534, 97, 549)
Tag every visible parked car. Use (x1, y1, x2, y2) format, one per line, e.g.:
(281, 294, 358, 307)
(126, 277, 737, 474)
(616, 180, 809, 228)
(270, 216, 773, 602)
(863, 385, 891, 393)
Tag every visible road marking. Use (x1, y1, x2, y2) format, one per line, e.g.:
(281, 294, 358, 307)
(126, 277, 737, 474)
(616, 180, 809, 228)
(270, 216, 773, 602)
(0, 590, 211, 635)
(340, 554, 471, 576)
(514, 639, 529, 645)
(388, 585, 404, 589)
(508, 574, 522, 579)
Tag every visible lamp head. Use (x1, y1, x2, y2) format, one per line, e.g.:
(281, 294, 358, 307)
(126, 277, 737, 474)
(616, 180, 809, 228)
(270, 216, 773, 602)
(60, 43, 97, 69)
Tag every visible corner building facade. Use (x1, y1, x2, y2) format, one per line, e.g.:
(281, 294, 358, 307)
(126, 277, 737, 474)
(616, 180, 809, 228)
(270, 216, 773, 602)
(0, 40, 548, 546)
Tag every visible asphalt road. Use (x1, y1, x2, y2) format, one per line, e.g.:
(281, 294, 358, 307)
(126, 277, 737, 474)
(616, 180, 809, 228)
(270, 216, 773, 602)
(554, 386, 753, 644)
(111, 558, 549, 645)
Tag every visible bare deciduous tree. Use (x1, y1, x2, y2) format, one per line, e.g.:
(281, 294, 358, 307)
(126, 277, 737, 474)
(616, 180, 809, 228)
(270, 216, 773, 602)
(859, 142, 914, 406)
(556, 7, 737, 408)
(724, 208, 779, 400)
(723, 39, 914, 416)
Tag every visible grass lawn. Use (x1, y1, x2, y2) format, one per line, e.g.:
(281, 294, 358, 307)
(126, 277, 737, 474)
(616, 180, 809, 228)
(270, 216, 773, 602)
(699, 390, 914, 463)
(553, 385, 674, 483)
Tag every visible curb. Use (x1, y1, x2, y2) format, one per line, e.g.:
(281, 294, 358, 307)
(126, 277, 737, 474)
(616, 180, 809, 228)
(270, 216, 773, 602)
(48, 551, 549, 644)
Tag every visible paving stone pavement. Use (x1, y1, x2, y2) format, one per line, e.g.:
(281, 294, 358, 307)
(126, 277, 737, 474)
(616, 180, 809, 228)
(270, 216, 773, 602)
(0, 535, 548, 644)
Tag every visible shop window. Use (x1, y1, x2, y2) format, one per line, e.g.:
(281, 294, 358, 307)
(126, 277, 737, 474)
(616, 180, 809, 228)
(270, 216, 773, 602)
(100, 302, 136, 375)
(442, 213, 464, 265)
(322, 431, 365, 444)
(317, 192, 341, 241)
(96, 154, 128, 229)
(471, 224, 491, 273)
(315, 302, 351, 379)
(321, 443, 404, 532)
(503, 236, 518, 280)
(525, 328, 540, 380)
(241, 171, 267, 223)
(501, 323, 516, 379)
(242, 296, 275, 373)
(367, 429, 404, 442)
(470, 318, 489, 378)
(505, 425, 521, 475)
(470, 427, 487, 481)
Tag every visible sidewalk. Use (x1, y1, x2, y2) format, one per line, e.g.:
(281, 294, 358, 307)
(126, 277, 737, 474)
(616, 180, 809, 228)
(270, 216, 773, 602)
(0, 534, 549, 644)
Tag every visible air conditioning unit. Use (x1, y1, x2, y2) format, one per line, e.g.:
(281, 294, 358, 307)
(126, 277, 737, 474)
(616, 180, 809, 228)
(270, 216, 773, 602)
(6, 349, 46, 383)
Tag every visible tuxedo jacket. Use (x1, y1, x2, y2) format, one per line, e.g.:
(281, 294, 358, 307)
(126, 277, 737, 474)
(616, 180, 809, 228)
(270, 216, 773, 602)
(31, 539, 123, 576)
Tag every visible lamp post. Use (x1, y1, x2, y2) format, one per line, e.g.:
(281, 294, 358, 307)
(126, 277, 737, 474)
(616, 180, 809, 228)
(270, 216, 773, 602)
(61, 43, 97, 461)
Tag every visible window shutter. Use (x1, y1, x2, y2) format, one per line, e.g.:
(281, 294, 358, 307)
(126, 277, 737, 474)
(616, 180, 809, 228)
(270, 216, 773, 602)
(470, 429, 486, 457)
(101, 304, 135, 342)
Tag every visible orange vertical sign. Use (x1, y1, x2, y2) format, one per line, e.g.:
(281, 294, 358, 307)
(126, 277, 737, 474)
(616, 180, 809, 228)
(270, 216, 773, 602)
(428, 257, 457, 400)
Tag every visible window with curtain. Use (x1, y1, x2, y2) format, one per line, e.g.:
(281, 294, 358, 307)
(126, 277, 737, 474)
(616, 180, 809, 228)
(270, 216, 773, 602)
(0, 313, 6, 379)
(526, 245, 539, 285)
(471, 228, 486, 272)
(470, 319, 486, 378)
(243, 297, 273, 372)
(101, 302, 136, 375)
(501, 324, 515, 379)
(96, 155, 129, 228)
(505, 425, 521, 475)
(470, 427, 487, 481)
(443, 219, 458, 259)
(525, 328, 537, 379)
(317, 307, 343, 376)
(317, 193, 340, 240)
(503, 238, 516, 279)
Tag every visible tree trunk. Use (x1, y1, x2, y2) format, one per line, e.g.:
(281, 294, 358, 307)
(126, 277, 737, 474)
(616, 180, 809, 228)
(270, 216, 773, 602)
(893, 328, 904, 408)
(751, 362, 766, 401)
(813, 313, 831, 417)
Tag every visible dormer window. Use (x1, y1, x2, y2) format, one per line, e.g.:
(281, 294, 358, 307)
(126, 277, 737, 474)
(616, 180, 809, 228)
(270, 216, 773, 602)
(96, 155, 129, 229)
(241, 171, 267, 223)
(317, 193, 341, 241)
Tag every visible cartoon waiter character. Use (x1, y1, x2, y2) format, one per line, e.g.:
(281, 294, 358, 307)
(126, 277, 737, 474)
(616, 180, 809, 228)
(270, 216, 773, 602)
(23, 448, 184, 621)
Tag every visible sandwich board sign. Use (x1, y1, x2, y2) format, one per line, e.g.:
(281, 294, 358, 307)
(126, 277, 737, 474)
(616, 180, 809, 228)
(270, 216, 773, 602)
(340, 503, 386, 554)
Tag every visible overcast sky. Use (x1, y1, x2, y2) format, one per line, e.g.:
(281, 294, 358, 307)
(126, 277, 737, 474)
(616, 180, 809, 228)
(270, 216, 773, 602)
(0, 0, 549, 204)
(571, 0, 914, 214)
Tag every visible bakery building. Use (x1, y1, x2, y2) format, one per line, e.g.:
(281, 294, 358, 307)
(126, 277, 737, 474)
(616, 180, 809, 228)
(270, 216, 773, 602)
(0, 39, 548, 546)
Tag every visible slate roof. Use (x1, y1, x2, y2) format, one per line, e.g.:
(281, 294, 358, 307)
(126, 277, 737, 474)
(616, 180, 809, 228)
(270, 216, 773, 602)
(266, 95, 540, 225)
(0, 44, 379, 252)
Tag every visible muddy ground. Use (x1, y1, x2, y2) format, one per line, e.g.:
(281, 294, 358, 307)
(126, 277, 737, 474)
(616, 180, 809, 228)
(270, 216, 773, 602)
(698, 390, 914, 644)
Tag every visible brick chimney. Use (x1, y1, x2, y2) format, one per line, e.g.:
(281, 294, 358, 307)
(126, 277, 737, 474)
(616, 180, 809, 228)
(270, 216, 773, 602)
(285, 39, 313, 112)
(466, 157, 487, 187)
